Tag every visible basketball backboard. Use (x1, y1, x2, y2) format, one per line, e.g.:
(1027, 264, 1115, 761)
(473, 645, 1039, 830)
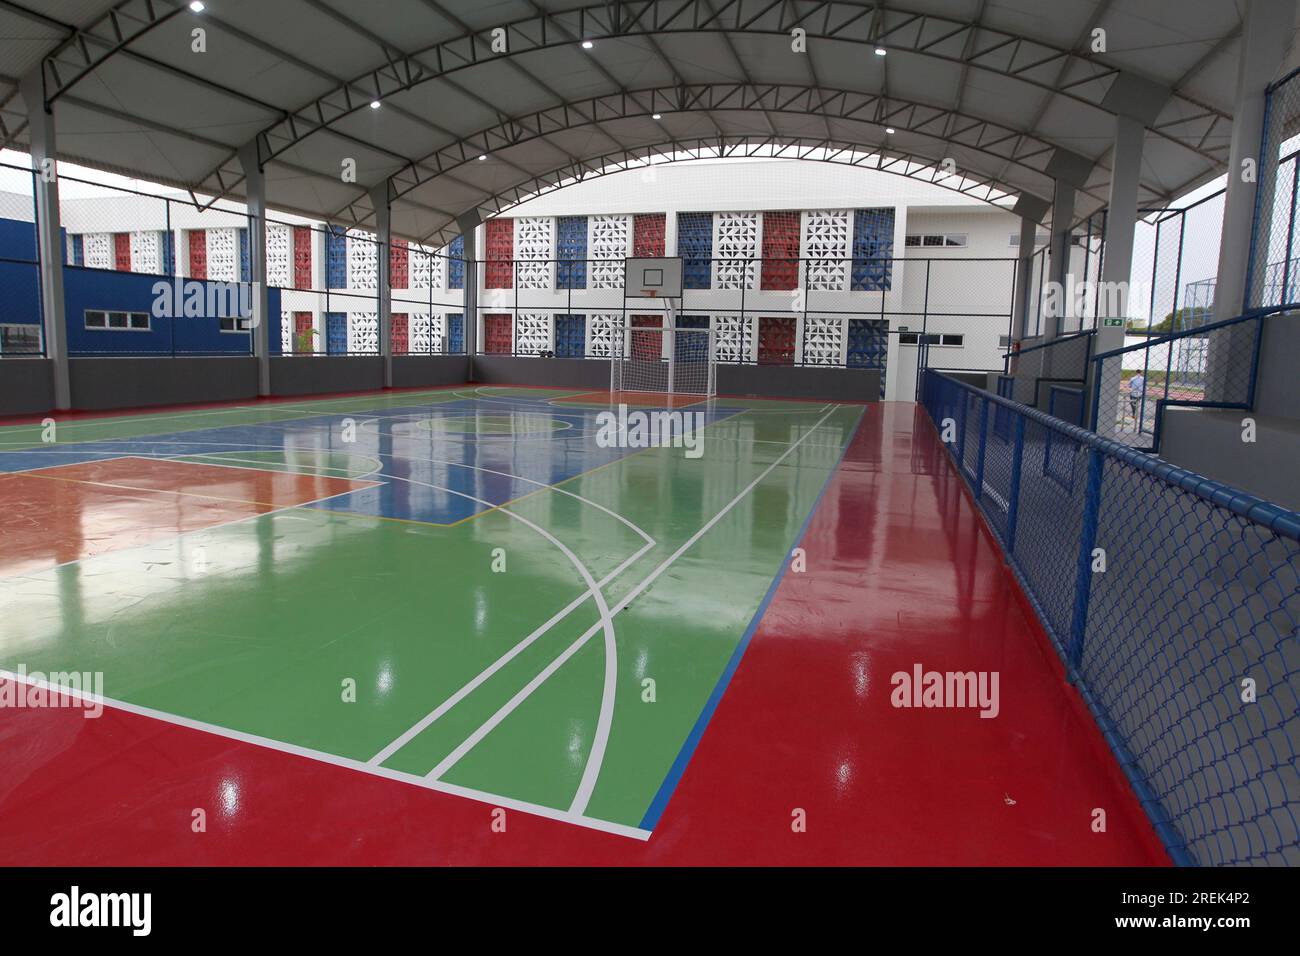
(625, 257, 683, 298)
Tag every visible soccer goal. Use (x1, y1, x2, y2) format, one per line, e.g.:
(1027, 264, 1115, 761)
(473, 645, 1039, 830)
(609, 319, 715, 396)
(612, 257, 716, 398)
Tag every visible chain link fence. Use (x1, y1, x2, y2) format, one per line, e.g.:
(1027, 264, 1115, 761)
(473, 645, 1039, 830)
(924, 368, 1300, 867)
(1249, 67, 1300, 311)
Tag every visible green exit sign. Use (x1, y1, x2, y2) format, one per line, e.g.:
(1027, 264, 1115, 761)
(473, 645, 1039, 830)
(1102, 317, 1125, 327)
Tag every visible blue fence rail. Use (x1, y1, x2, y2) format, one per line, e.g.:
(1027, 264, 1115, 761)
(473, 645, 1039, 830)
(923, 369, 1300, 866)
(1088, 306, 1290, 451)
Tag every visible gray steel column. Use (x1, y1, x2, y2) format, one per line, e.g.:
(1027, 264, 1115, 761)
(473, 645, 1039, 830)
(237, 141, 270, 395)
(458, 210, 481, 379)
(1047, 181, 1075, 342)
(1010, 194, 1049, 343)
(370, 183, 393, 387)
(19, 70, 70, 410)
(1043, 150, 1095, 344)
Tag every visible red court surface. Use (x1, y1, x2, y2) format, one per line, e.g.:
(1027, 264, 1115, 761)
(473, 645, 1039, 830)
(0, 457, 376, 577)
(0, 406, 1167, 865)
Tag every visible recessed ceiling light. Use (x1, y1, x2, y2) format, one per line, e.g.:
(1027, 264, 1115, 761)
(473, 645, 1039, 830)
(652, 113, 662, 120)
(370, 100, 381, 109)
(874, 46, 887, 56)
(189, 1, 205, 11)
(582, 40, 594, 49)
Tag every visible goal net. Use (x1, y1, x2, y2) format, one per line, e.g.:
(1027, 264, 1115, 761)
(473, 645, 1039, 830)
(609, 320, 715, 397)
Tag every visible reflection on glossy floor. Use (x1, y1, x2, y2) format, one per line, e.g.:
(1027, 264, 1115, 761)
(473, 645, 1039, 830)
(0, 387, 1167, 864)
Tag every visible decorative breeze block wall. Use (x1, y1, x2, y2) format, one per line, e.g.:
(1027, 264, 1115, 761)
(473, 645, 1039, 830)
(801, 209, 852, 291)
(266, 223, 293, 288)
(347, 312, 378, 353)
(712, 212, 760, 291)
(589, 215, 632, 290)
(514, 217, 554, 291)
(346, 228, 378, 290)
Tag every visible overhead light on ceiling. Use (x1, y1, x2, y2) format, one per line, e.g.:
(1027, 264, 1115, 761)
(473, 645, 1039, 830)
(885, 127, 895, 134)
(189, 1, 205, 11)
(478, 154, 488, 161)
(874, 46, 887, 56)
(652, 113, 663, 120)
(582, 40, 594, 49)
(370, 100, 381, 109)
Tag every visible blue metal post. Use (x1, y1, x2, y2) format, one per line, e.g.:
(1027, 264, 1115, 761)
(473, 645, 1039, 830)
(974, 396, 989, 501)
(1068, 447, 1105, 669)
(1005, 415, 1025, 554)
(955, 384, 967, 467)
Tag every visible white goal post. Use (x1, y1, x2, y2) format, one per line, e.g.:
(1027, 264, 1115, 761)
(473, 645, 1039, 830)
(613, 256, 714, 397)
(609, 317, 716, 397)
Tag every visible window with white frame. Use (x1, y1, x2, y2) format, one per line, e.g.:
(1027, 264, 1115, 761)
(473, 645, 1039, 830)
(85, 310, 150, 331)
(905, 233, 967, 248)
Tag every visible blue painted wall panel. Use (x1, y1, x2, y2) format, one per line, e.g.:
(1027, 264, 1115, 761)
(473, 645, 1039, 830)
(447, 312, 464, 353)
(556, 216, 587, 289)
(448, 236, 464, 290)
(851, 208, 894, 292)
(676, 213, 712, 289)
(555, 314, 585, 357)
(326, 228, 348, 288)
(326, 312, 348, 354)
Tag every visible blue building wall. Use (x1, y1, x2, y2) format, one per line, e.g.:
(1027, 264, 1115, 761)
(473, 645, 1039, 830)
(0, 259, 43, 327)
(62, 268, 280, 355)
(0, 218, 40, 261)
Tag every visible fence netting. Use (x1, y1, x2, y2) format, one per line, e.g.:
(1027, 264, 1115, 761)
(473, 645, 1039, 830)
(1249, 67, 1300, 310)
(924, 369, 1300, 867)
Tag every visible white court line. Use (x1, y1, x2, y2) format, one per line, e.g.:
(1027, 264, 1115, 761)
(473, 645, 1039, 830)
(3, 450, 648, 836)
(426, 405, 843, 816)
(367, 539, 649, 767)
(0, 668, 650, 842)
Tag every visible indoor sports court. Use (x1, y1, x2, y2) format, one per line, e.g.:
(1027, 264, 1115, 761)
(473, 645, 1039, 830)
(0, 0, 1297, 887)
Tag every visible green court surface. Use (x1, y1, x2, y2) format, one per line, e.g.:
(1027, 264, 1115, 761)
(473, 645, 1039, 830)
(0, 386, 862, 836)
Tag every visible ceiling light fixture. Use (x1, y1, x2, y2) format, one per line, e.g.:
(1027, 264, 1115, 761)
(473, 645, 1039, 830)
(652, 113, 663, 120)
(189, 1, 205, 11)
(582, 40, 594, 49)
(478, 154, 488, 161)
(370, 100, 381, 109)
(885, 127, 895, 134)
(874, 46, 887, 56)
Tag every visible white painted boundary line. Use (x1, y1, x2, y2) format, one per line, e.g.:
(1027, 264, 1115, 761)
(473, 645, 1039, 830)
(426, 406, 843, 815)
(0, 668, 651, 842)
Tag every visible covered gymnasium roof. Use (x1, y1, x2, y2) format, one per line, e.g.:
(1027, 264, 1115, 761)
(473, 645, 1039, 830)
(0, 0, 1294, 244)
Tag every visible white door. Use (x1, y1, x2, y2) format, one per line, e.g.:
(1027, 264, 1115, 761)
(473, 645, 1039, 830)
(893, 343, 920, 401)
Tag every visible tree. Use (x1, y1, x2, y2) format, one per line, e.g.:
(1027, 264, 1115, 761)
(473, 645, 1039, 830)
(1130, 306, 1212, 335)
